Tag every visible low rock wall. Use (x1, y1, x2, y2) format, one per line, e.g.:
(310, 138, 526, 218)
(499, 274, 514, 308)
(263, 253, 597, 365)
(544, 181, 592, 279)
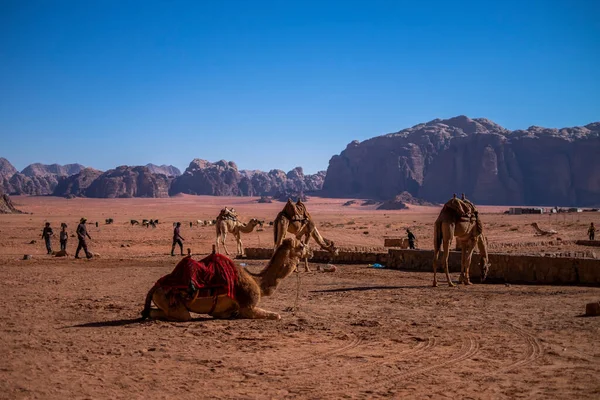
(244, 247, 600, 285)
(576, 240, 600, 247)
(244, 248, 388, 265)
(388, 249, 600, 285)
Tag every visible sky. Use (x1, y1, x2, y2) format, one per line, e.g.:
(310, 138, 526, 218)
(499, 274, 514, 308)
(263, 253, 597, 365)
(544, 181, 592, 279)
(1, 0, 598, 174)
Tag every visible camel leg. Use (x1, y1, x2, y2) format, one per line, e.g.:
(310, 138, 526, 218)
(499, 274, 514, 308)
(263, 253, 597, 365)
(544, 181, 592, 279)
(302, 234, 311, 272)
(149, 288, 192, 321)
(443, 239, 455, 287)
(221, 231, 230, 255)
(236, 233, 244, 257)
(459, 246, 467, 284)
(238, 306, 281, 320)
(463, 241, 476, 285)
(432, 248, 439, 287)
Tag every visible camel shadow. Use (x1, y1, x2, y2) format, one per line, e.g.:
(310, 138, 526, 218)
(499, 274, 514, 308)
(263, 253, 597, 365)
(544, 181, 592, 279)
(311, 285, 429, 293)
(67, 316, 214, 328)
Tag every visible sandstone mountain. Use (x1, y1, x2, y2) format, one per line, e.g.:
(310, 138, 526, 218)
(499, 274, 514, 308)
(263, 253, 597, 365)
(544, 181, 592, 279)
(85, 166, 171, 198)
(0, 161, 86, 195)
(169, 159, 326, 197)
(323, 116, 600, 206)
(53, 168, 104, 197)
(145, 164, 181, 177)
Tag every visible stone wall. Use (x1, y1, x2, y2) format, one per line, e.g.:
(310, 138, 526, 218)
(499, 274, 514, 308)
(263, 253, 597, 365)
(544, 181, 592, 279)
(388, 249, 600, 285)
(244, 248, 388, 265)
(383, 238, 409, 248)
(576, 240, 600, 247)
(244, 247, 600, 285)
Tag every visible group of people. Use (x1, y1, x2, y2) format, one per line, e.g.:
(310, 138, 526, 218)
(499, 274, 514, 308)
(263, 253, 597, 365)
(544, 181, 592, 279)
(41, 218, 93, 258)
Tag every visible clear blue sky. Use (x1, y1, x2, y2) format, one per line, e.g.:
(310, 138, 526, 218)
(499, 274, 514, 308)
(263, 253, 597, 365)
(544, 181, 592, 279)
(1, 0, 598, 174)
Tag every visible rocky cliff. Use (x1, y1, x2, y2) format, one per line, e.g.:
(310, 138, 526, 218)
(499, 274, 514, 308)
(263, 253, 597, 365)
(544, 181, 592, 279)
(145, 164, 181, 177)
(0, 161, 85, 195)
(85, 166, 171, 198)
(323, 116, 600, 206)
(170, 159, 326, 197)
(53, 168, 104, 197)
(0, 192, 22, 214)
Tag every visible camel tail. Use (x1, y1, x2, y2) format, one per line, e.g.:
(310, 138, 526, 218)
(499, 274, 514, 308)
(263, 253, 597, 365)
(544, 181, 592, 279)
(141, 285, 157, 320)
(434, 220, 443, 252)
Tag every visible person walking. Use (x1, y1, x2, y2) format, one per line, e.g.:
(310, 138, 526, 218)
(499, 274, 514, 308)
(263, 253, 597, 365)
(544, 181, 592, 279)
(171, 222, 185, 256)
(59, 223, 68, 252)
(75, 218, 93, 259)
(589, 222, 596, 241)
(407, 228, 416, 249)
(41, 222, 54, 254)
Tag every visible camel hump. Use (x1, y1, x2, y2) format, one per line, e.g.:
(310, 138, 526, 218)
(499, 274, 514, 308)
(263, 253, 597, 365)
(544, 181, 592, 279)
(444, 197, 477, 219)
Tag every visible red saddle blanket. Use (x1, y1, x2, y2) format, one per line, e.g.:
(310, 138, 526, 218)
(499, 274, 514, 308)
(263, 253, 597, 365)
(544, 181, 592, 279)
(154, 253, 238, 300)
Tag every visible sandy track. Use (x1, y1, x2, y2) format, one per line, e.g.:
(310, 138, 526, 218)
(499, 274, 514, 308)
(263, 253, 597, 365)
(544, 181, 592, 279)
(1, 196, 599, 399)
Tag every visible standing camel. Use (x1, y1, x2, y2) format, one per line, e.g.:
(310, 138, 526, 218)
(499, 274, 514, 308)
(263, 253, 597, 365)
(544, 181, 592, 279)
(274, 199, 338, 272)
(215, 208, 263, 256)
(432, 197, 490, 287)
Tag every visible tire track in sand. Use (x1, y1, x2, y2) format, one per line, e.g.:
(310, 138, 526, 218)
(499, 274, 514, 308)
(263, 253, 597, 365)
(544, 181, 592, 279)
(317, 335, 479, 396)
(497, 323, 543, 372)
(253, 331, 364, 371)
(291, 336, 436, 373)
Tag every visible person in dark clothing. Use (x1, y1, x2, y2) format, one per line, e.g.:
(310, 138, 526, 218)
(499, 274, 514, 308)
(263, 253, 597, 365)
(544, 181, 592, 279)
(589, 223, 596, 241)
(60, 223, 68, 252)
(41, 222, 53, 254)
(95, 221, 98, 228)
(75, 218, 93, 259)
(407, 228, 416, 249)
(171, 222, 185, 256)
(189, 221, 193, 228)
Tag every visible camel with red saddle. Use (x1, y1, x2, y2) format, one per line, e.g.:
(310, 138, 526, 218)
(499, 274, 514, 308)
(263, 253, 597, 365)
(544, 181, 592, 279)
(141, 238, 312, 321)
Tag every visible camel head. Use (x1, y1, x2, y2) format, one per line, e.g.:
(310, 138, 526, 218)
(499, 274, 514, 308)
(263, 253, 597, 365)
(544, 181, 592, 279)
(324, 238, 339, 257)
(477, 234, 490, 282)
(479, 258, 490, 282)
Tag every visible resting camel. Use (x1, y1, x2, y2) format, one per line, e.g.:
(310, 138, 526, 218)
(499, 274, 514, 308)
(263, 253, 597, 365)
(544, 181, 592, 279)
(141, 238, 312, 321)
(433, 197, 491, 287)
(274, 199, 338, 272)
(215, 208, 263, 256)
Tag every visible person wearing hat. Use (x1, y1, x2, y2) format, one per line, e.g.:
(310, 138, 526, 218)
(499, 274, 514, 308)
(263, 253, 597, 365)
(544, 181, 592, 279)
(75, 218, 93, 259)
(171, 222, 185, 256)
(41, 222, 54, 254)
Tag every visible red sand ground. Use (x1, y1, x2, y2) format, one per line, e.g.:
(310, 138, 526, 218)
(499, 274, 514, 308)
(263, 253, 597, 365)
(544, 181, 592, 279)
(1, 195, 599, 399)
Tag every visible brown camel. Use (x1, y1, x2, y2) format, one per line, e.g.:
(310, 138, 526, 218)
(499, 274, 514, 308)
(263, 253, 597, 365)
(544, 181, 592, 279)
(432, 198, 491, 287)
(274, 199, 338, 272)
(215, 208, 263, 256)
(141, 238, 312, 321)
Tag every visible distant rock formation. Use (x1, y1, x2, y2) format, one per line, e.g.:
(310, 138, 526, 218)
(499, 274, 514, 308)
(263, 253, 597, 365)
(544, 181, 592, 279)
(376, 191, 438, 210)
(53, 168, 104, 197)
(169, 159, 326, 197)
(85, 166, 171, 198)
(21, 163, 85, 178)
(0, 161, 85, 195)
(145, 164, 181, 177)
(323, 116, 600, 206)
(0, 192, 22, 214)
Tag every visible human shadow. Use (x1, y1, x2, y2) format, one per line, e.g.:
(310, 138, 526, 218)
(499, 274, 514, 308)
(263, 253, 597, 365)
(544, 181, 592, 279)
(310, 285, 429, 293)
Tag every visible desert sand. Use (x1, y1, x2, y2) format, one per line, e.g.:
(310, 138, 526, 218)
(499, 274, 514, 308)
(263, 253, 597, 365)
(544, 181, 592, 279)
(1, 195, 599, 399)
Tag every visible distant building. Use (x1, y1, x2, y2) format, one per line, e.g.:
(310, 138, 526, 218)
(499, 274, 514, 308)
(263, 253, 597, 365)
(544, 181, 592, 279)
(508, 207, 545, 215)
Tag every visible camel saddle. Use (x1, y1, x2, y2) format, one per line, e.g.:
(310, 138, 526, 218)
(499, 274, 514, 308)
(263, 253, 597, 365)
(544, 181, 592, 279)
(154, 253, 238, 309)
(281, 199, 311, 222)
(217, 208, 237, 221)
(443, 198, 478, 223)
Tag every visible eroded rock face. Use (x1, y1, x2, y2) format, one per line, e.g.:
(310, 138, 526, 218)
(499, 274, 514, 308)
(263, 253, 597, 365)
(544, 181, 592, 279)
(0, 192, 22, 214)
(85, 166, 170, 198)
(145, 164, 181, 177)
(170, 159, 326, 197)
(0, 161, 85, 195)
(323, 116, 600, 206)
(53, 168, 104, 197)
